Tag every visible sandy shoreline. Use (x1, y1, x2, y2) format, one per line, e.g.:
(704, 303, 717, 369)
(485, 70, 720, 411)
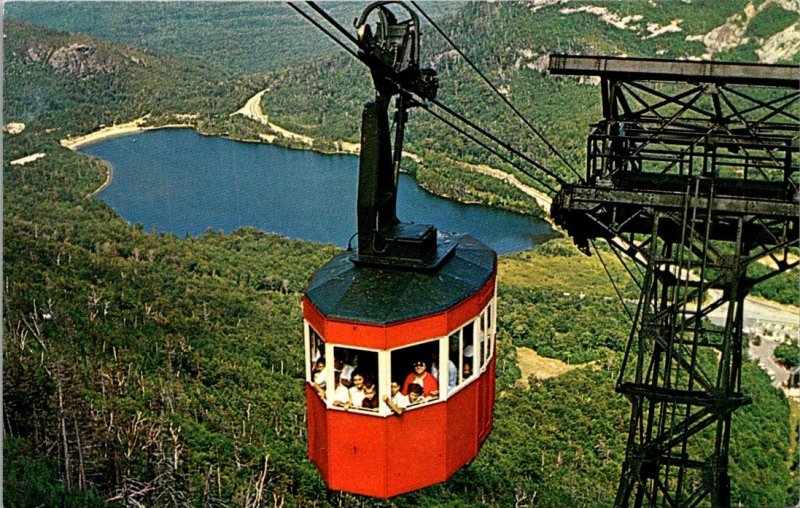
(87, 159, 114, 198)
(61, 117, 191, 150)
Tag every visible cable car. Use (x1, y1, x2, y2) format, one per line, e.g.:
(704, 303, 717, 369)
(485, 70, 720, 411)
(301, 2, 498, 497)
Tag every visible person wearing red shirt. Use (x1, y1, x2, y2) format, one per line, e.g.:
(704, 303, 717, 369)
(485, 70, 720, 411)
(402, 360, 439, 397)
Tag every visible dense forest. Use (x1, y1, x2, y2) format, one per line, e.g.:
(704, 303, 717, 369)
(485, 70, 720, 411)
(4, 2, 798, 506)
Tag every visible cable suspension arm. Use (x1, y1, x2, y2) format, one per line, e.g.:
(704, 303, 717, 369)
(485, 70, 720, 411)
(288, 1, 568, 191)
(411, 1, 583, 183)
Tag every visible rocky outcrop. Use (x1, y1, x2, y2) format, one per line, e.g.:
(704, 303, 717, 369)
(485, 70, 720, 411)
(25, 42, 117, 78)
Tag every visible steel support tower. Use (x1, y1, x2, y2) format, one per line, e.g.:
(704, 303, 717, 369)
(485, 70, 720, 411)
(549, 55, 799, 507)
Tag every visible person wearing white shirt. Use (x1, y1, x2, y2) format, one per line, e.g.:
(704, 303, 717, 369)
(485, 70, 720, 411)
(383, 380, 409, 415)
(331, 371, 350, 407)
(347, 372, 366, 408)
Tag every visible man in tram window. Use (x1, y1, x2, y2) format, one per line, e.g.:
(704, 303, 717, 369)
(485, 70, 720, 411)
(407, 383, 426, 405)
(402, 360, 439, 398)
(331, 371, 350, 407)
(430, 350, 457, 390)
(334, 353, 355, 387)
(463, 361, 473, 379)
(348, 371, 366, 408)
(361, 378, 379, 411)
(384, 380, 409, 415)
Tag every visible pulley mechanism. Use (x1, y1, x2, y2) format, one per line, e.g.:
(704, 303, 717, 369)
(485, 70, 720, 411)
(355, 1, 438, 99)
(351, 1, 452, 270)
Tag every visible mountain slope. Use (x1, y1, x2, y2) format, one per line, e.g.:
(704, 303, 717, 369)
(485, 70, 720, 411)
(4, 18, 260, 143)
(5, 1, 459, 75)
(261, 1, 799, 194)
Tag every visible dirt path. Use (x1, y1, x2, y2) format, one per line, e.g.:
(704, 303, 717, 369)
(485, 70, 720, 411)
(453, 160, 553, 214)
(515, 346, 595, 388)
(232, 90, 321, 148)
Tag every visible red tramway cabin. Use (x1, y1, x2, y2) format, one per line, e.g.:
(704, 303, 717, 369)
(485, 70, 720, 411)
(302, 234, 497, 498)
(302, 2, 498, 497)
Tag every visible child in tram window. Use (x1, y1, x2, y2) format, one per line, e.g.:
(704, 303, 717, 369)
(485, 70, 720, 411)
(463, 362, 473, 379)
(407, 383, 426, 405)
(402, 360, 439, 398)
(384, 380, 409, 415)
(332, 371, 350, 407)
(361, 379, 379, 410)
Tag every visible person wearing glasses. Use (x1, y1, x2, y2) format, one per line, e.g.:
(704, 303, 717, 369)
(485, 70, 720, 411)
(402, 360, 439, 398)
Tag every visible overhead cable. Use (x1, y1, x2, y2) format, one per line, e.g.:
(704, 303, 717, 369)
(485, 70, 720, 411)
(591, 240, 634, 322)
(411, 1, 584, 183)
(285, 3, 360, 59)
(421, 104, 557, 193)
(429, 97, 566, 186)
(305, 2, 361, 46)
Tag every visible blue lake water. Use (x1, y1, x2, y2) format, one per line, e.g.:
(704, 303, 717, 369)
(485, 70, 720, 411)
(80, 128, 557, 254)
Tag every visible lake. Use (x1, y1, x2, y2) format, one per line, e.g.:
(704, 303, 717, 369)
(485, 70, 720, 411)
(80, 129, 557, 254)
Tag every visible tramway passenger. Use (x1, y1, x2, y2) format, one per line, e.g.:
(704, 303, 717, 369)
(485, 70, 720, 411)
(361, 379, 379, 410)
(332, 372, 350, 407)
(407, 383, 425, 405)
(384, 380, 409, 415)
(348, 372, 366, 408)
(402, 360, 439, 397)
(334, 353, 355, 387)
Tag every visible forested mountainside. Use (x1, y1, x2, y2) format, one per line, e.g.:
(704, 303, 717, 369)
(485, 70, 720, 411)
(3, 18, 263, 143)
(4, 1, 457, 75)
(4, 3, 797, 506)
(264, 0, 800, 186)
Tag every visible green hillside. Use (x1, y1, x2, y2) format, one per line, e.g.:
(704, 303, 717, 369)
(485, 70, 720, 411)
(262, 1, 800, 191)
(3, 18, 262, 143)
(3, 4, 797, 506)
(5, 1, 458, 75)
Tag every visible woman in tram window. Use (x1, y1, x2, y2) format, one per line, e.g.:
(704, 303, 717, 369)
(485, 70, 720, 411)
(348, 371, 366, 408)
(402, 360, 439, 398)
(384, 380, 409, 415)
(361, 378, 379, 410)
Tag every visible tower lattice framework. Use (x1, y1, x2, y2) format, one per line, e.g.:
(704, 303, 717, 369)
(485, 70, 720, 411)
(550, 56, 799, 507)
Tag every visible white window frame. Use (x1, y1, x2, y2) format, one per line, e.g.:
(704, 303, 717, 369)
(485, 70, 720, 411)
(386, 336, 446, 415)
(304, 321, 325, 385)
(303, 295, 496, 417)
(327, 343, 384, 415)
(444, 298, 496, 398)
